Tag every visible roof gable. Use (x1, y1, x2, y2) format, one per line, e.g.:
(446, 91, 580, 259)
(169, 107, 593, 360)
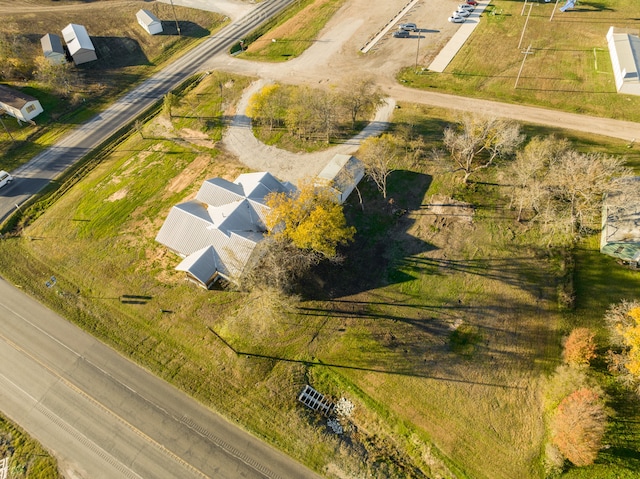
(0, 84, 38, 110)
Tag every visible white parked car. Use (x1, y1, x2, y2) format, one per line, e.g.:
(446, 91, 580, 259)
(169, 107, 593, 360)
(458, 3, 475, 11)
(448, 14, 465, 23)
(0, 170, 13, 189)
(455, 8, 471, 16)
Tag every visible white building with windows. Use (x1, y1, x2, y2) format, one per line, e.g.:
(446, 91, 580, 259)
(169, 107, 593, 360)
(0, 84, 43, 123)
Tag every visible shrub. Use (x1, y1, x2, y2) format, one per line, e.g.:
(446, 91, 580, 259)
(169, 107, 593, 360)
(551, 388, 607, 467)
(562, 328, 597, 367)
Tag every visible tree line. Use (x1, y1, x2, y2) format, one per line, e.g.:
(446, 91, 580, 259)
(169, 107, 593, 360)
(247, 78, 385, 144)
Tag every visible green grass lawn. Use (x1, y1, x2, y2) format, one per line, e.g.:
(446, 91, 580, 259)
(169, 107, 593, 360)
(400, 0, 640, 122)
(1, 92, 640, 478)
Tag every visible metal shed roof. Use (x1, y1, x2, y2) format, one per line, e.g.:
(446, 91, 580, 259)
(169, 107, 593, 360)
(61, 23, 95, 55)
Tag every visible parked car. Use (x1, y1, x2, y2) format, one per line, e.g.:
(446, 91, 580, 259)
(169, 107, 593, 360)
(448, 14, 466, 23)
(0, 170, 13, 189)
(393, 29, 411, 38)
(398, 22, 418, 32)
(454, 8, 471, 16)
(466, 0, 479, 5)
(458, 3, 475, 11)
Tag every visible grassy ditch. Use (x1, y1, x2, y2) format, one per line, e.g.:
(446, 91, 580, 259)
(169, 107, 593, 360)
(1, 96, 639, 478)
(0, 413, 59, 479)
(235, 0, 347, 61)
(399, 0, 640, 123)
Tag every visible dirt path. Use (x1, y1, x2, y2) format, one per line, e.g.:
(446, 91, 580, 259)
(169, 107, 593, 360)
(1, 0, 136, 14)
(223, 78, 395, 182)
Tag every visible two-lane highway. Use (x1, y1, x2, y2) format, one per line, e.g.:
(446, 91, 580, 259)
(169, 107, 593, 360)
(0, 277, 321, 479)
(0, 0, 296, 223)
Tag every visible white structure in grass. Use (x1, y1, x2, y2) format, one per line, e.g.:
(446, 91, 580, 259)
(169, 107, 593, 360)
(607, 27, 640, 96)
(0, 84, 43, 123)
(61, 24, 97, 65)
(137, 9, 163, 35)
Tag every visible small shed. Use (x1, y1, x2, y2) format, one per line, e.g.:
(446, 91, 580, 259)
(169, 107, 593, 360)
(316, 154, 365, 204)
(0, 84, 43, 123)
(136, 9, 163, 35)
(61, 24, 97, 65)
(607, 26, 640, 96)
(601, 176, 640, 266)
(40, 33, 66, 65)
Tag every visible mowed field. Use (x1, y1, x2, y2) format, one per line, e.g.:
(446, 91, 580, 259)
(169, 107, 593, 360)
(1, 1, 640, 478)
(0, 0, 225, 169)
(400, 0, 640, 122)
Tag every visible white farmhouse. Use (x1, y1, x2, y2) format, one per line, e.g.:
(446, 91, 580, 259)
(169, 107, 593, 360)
(40, 33, 67, 65)
(0, 84, 43, 123)
(61, 24, 97, 65)
(137, 9, 163, 35)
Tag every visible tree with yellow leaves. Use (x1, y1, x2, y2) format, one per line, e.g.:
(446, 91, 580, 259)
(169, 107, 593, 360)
(605, 300, 640, 394)
(265, 180, 355, 259)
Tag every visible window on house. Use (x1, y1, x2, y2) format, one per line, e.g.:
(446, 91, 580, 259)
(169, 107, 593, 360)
(25, 104, 36, 113)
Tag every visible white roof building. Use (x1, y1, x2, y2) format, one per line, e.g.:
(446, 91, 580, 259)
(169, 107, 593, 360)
(0, 84, 43, 123)
(316, 154, 365, 204)
(601, 176, 640, 266)
(61, 24, 97, 65)
(40, 33, 66, 65)
(607, 26, 640, 96)
(136, 9, 163, 35)
(156, 172, 295, 288)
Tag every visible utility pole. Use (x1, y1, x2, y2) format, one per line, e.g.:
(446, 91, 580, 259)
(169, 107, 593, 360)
(415, 29, 421, 73)
(518, 1, 534, 49)
(515, 44, 534, 89)
(169, 0, 181, 36)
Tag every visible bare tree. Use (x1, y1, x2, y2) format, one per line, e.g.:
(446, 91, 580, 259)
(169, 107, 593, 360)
(339, 76, 385, 129)
(443, 115, 525, 184)
(163, 92, 178, 118)
(359, 133, 400, 199)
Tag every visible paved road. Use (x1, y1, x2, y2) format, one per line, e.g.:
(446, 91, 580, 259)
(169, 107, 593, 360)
(0, 278, 320, 479)
(0, 0, 296, 224)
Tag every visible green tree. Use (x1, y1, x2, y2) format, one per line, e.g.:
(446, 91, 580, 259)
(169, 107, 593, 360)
(265, 180, 355, 259)
(35, 56, 79, 96)
(163, 92, 178, 118)
(339, 76, 384, 129)
(247, 83, 286, 132)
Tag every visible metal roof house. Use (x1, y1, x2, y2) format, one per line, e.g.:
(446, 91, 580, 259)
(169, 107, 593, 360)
(61, 24, 97, 65)
(0, 84, 43, 123)
(316, 154, 364, 204)
(136, 9, 163, 35)
(40, 33, 66, 65)
(607, 27, 640, 96)
(601, 176, 640, 266)
(156, 172, 295, 288)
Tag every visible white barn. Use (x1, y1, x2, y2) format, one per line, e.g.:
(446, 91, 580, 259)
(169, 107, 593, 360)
(61, 24, 97, 65)
(137, 9, 163, 35)
(607, 26, 640, 96)
(40, 33, 66, 65)
(0, 85, 43, 123)
(316, 154, 365, 204)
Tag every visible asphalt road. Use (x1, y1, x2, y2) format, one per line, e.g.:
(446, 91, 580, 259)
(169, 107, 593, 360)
(0, 277, 320, 479)
(0, 0, 296, 224)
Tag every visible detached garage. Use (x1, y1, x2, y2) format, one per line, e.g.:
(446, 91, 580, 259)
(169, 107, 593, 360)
(0, 84, 43, 123)
(607, 26, 640, 96)
(137, 9, 163, 35)
(62, 23, 97, 65)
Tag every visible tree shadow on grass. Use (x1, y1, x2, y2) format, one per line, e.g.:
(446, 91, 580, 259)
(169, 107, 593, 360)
(160, 21, 209, 38)
(87, 36, 150, 68)
(299, 171, 434, 300)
